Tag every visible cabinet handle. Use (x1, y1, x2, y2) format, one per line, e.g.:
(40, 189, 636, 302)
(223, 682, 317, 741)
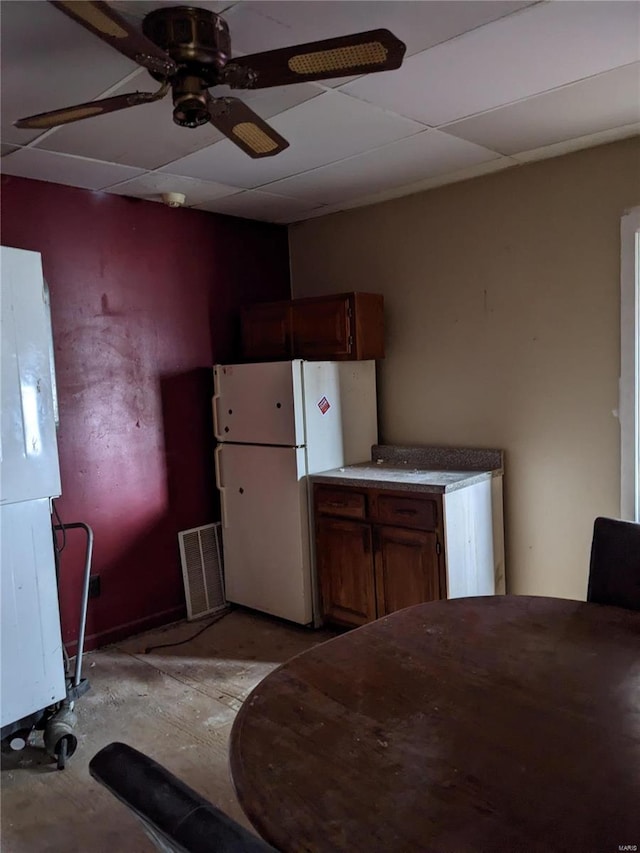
(396, 508, 417, 516)
(325, 501, 347, 509)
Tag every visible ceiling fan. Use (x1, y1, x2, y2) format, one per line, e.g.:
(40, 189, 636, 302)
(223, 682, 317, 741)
(15, 1, 406, 159)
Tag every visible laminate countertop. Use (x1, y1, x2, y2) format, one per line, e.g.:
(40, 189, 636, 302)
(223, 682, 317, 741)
(310, 445, 504, 495)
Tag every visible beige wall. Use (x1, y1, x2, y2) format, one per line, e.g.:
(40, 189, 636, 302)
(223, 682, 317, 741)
(289, 138, 640, 600)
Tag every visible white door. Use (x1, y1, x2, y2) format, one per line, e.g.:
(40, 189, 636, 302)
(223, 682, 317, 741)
(213, 361, 304, 446)
(215, 443, 312, 624)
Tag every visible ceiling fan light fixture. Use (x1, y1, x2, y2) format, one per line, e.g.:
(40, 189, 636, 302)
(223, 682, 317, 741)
(173, 98, 210, 128)
(172, 76, 210, 128)
(288, 41, 388, 75)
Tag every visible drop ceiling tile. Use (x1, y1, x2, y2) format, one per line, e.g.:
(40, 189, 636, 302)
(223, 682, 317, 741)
(225, 1, 535, 59)
(0, 148, 144, 191)
(193, 190, 325, 223)
(300, 157, 517, 219)
(38, 76, 322, 169)
(1, 0, 138, 146)
(105, 172, 241, 206)
(443, 64, 640, 156)
(263, 130, 500, 206)
(159, 90, 424, 188)
(510, 122, 640, 164)
(1, 144, 19, 158)
(342, 1, 640, 126)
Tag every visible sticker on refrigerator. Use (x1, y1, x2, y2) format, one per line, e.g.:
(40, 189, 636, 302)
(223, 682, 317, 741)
(317, 396, 331, 415)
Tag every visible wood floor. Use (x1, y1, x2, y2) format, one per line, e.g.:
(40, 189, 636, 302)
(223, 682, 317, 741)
(1, 609, 336, 852)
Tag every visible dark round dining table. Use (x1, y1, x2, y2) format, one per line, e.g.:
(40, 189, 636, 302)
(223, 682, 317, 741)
(230, 595, 640, 853)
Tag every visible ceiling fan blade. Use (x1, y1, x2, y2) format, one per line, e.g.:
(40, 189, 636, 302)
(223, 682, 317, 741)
(14, 85, 169, 130)
(220, 29, 406, 89)
(50, 1, 177, 77)
(207, 97, 289, 159)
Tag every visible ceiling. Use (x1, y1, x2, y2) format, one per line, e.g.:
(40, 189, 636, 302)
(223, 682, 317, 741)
(1, 1, 639, 224)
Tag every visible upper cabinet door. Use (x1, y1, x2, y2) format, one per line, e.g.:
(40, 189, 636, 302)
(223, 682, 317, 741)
(213, 360, 304, 446)
(292, 294, 352, 359)
(240, 301, 292, 361)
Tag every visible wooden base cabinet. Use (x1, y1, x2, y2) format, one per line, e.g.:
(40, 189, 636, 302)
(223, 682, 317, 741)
(313, 479, 503, 629)
(313, 485, 445, 628)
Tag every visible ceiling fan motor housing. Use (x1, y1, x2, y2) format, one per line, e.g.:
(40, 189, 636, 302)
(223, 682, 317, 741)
(143, 6, 231, 127)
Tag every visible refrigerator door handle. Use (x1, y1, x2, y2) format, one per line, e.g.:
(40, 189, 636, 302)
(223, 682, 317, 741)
(215, 445, 228, 528)
(212, 391, 221, 440)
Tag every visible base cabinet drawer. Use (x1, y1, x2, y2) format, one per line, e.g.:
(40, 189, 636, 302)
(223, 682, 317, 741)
(315, 487, 366, 519)
(374, 494, 438, 530)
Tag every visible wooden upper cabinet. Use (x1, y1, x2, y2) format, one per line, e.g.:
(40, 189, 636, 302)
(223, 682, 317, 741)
(240, 292, 384, 361)
(240, 301, 292, 360)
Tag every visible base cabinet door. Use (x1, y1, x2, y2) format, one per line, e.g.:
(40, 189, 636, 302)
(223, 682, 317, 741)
(374, 526, 441, 618)
(316, 518, 376, 627)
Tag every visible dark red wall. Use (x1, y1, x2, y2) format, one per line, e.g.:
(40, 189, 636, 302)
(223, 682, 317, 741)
(1, 175, 290, 651)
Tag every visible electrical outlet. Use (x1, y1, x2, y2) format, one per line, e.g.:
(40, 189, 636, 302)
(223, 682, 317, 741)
(88, 575, 101, 598)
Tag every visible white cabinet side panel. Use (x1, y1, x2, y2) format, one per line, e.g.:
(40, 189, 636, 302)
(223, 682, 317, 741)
(302, 360, 377, 474)
(1, 246, 61, 503)
(213, 361, 304, 446)
(216, 443, 312, 624)
(443, 479, 496, 599)
(1, 499, 66, 727)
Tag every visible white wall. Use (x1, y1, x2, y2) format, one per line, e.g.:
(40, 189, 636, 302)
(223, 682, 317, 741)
(289, 138, 640, 599)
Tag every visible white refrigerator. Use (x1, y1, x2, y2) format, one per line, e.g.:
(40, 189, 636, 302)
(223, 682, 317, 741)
(1, 246, 66, 730)
(213, 359, 377, 625)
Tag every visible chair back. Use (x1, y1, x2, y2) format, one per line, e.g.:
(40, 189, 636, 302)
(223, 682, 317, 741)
(587, 516, 640, 611)
(90, 742, 276, 853)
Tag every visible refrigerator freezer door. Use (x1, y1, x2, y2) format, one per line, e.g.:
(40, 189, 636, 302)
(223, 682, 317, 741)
(213, 361, 304, 446)
(1, 247, 61, 503)
(302, 360, 378, 474)
(216, 443, 312, 624)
